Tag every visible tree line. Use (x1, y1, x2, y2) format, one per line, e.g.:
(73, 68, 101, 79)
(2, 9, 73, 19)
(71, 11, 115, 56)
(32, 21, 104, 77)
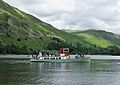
(0, 37, 120, 55)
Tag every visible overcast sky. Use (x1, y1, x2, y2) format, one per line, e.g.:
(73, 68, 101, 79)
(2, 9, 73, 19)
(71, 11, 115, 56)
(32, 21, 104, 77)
(3, 0, 120, 34)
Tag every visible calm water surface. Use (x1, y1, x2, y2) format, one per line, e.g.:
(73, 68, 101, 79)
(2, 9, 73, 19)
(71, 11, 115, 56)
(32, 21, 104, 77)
(0, 55, 120, 85)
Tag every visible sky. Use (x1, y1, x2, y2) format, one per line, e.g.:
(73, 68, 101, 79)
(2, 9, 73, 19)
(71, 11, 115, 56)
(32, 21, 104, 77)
(3, 0, 120, 34)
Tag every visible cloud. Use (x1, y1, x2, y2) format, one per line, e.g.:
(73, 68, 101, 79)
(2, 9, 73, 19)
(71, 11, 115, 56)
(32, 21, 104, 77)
(3, 0, 120, 34)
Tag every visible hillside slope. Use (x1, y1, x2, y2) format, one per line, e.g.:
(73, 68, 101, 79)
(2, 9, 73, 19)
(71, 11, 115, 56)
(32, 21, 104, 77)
(63, 29, 120, 48)
(0, 0, 90, 54)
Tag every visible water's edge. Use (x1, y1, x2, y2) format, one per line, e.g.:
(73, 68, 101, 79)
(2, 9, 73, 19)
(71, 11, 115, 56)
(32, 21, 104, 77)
(0, 55, 120, 60)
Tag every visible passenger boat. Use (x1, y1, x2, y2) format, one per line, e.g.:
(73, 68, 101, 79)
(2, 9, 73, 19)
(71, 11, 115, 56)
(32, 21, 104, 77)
(30, 48, 90, 62)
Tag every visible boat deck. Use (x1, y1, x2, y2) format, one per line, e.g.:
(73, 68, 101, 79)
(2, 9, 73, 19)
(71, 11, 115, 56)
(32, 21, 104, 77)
(30, 57, 90, 62)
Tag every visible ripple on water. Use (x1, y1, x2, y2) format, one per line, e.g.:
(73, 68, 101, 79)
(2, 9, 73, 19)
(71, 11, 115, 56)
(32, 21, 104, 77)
(0, 56, 120, 85)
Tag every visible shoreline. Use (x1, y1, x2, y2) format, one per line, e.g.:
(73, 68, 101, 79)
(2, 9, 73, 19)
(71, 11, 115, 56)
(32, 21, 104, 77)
(0, 55, 120, 60)
(0, 55, 30, 60)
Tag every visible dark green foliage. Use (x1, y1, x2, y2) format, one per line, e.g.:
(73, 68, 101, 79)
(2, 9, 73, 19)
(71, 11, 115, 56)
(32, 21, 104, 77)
(0, 44, 32, 54)
(107, 46, 120, 55)
(17, 38, 21, 41)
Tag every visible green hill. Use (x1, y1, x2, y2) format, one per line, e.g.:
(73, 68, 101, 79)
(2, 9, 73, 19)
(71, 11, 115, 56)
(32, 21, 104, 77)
(81, 29, 120, 47)
(0, 0, 120, 55)
(63, 29, 120, 48)
(62, 29, 120, 55)
(0, 0, 89, 54)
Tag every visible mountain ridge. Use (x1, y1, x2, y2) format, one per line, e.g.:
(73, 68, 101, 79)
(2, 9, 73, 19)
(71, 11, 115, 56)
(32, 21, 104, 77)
(62, 29, 120, 48)
(0, 0, 120, 55)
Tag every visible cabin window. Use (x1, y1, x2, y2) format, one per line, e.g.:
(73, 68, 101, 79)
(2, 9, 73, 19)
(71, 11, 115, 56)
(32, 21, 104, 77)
(50, 58, 55, 60)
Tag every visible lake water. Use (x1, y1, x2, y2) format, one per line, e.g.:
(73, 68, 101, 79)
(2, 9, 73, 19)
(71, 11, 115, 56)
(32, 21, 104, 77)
(0, 55, 120, 85)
